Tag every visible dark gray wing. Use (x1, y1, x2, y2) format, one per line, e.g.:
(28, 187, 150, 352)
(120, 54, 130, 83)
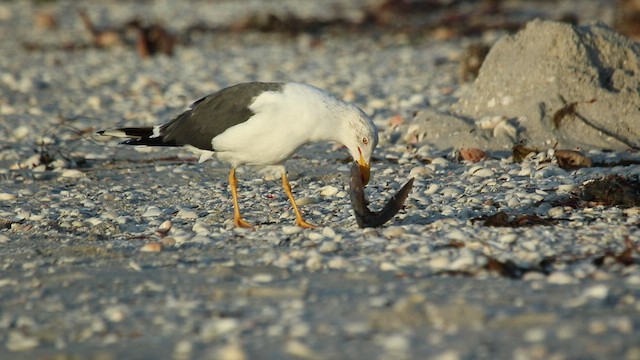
(158, 82, 284, 150)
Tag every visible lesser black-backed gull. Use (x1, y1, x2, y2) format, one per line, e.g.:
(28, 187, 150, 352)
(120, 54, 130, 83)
(98, 82, 378, 228)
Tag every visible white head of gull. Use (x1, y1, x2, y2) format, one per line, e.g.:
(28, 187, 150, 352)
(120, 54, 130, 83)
(98, 82, 378, 228)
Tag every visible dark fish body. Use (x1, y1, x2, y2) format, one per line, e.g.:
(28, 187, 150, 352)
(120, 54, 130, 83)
(349, 163, 414, 228)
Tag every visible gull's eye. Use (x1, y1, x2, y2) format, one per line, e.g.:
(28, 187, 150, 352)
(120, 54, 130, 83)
(362, 137, 369, 145)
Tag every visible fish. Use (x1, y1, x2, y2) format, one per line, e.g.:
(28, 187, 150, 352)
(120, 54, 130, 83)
(349, 162, 414, 228)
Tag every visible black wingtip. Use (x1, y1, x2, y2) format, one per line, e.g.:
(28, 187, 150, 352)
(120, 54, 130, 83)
(96, 130, 105, 135)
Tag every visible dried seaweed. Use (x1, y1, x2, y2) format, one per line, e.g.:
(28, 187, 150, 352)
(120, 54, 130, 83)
(511, 144, 592, 170)
(473, 211, 557, 227)
(579, 175, 640, 208)
(593, 238, 640, 267)
(24, 10, 175, 58)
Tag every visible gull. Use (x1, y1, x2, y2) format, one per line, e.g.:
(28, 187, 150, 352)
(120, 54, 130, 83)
(98, 82, 378, 228)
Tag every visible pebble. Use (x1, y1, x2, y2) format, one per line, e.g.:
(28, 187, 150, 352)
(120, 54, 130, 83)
(547, 207, 565, 217)
(583, 284, 609, 299)
(382, 226, 405, 238)
(252, 273, 274, 283)
(379, 333, 410, 353)
(177, 209, 199, 219)
(468, 166, 494, 177)
(6, 331, 39, 352)
(498, 233, 518, 244)
(283, 226, 304, 235)
(60, 169, 85, 178)
(284, 340, 319, 360)
(142, 206, 163, 218)
(380, 262, 398, 271)
(524, 328, 546, 342)
(433, 350, 461, 360)
(157, 220, 172, 234)
(0, 193, 16, 201)
(424, 184, 440, 195)
(215, 342, 247, 360)
(319, 185, 339, 197)
(295, 196, 315, 206)
(327, 256, 350, 269)
(318, 241, 339, 254)
(192, 222, 210, 235)
(546, 271, 576, 285)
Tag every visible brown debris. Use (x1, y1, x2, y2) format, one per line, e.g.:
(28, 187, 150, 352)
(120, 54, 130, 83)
(484, 258, 526, 279)
(614, 0, 640, 40)
(35, 11, 58, 30)
(133, 22, 176, 58)
(473, 211, 557, 227)
(554, 149, 593, 169)
(0, 219, 15, 230)
(459, 148, 487, 163)
(459, 43, 491, 82)
(512, 144, 537, 163)
(78, 9, 124, 48)
(25, 10, 175, 58)
(552, 97, 596, 130)
(511, 144, 592, 170)
(593, 237, 640, 267)
(579, 175, 640, 208)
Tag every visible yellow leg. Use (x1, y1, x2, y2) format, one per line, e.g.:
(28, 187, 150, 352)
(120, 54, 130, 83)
(229, 167, 253, 228)
(281, 172, 316, 228)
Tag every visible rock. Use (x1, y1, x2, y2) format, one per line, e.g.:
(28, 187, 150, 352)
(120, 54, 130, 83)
(454, 20, 640, 151)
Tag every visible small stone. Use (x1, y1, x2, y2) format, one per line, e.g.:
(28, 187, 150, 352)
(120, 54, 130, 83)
(382, 226, 405, 238)
(320, 186, 339, 197)
(380, 262, 398, 271)
(0, 193, 16, 201)
(295, 197, 315, 206)
(380, 333, 410, 352)
(157, 220, 172, 234)
(429, 256, 450, 270)
(322, 227, 336, 238)
(343, 322, 370, 336)
(524, 328, 546, 342)
(215, 341, 247, 360)
(177, 209, 199, 220)
(547, 271, 575, 284)
(306, 254, 323, 271)
(318, 241, 339, 254)
(142, 206, 162, 217)
(104, 305, 129, 322)
(498, 233, 518, 244)
(548, 206, 565, 217)
(583, 284, 609, 300)
(140, 242, 163, 252)
(192, 222, 210, 235)
(284, 340, 318, 360)
(327, 256, 350, 270)
(283, 226, 303, 235)
(433, 350, 460, 360)
(424, 184, 440, 195)
(161, 237, 176, 247)
(252, 273, 274, 283)
(6, 331, 39, 351)
(409, 166, 432, 178)
(61, 169, 85, 178)
(12, 126, 29, 140)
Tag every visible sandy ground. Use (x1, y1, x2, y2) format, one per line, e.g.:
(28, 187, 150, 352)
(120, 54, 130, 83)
(1, 1, 639, 359)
